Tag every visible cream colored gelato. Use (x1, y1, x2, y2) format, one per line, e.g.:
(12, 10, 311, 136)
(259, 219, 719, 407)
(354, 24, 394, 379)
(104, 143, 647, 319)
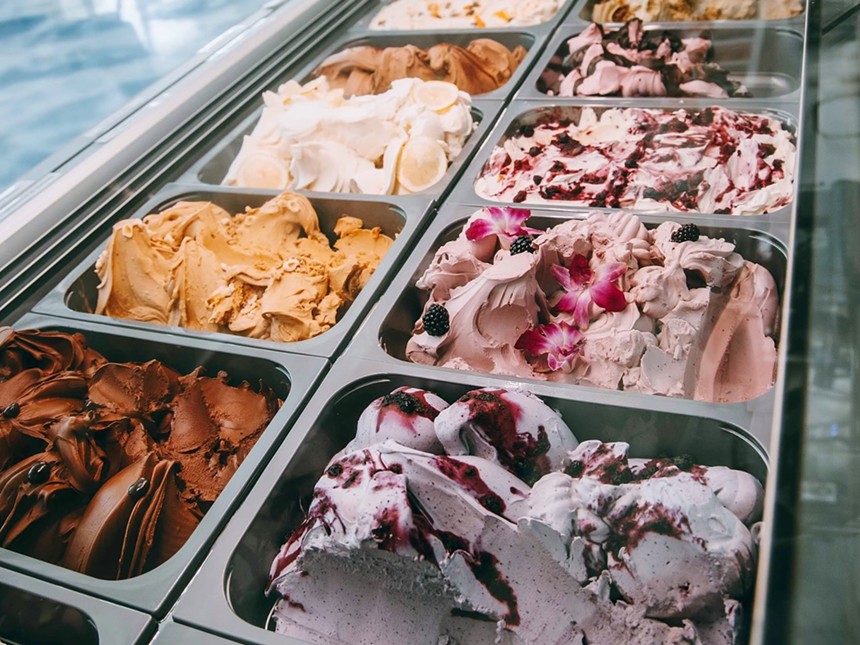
(590, 0, 803, 21)
(407, 209, 779, 403)
(95, 192, 393, 342)
(313, 39, 526, 96)
(223, 77, 475, 195)
(369, 0, 565, 29)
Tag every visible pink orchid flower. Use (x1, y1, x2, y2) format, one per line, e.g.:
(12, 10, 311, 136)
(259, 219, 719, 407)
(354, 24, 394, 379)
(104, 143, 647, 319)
(515, 321, 585, 372)
(465, 207, 540, 243)
(551, 254, 627, 327)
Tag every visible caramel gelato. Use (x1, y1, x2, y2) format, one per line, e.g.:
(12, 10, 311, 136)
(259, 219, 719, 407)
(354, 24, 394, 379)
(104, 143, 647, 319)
(312, 39, 526, 96)
(94, 191, 394, 343)
(0, 327, 280, 579)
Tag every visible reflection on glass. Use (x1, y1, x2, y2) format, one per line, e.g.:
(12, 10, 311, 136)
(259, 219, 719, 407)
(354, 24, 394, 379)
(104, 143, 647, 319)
(0, 0, 266, 191)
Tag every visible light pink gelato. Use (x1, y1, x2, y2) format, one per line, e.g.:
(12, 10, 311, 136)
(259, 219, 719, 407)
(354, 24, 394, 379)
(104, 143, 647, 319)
(407, 209, 780, 403)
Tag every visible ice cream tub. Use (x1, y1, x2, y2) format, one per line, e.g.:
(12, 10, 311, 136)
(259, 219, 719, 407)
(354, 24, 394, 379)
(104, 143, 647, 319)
(0, 567, 155, 644)
(576, 0, 807, 23)
(448, 99, 800, 220)
(170, 356, 769, 645)
(186, 94, 503, 207)
(33, 185, 425, 360)
(0, 313, 328, 616)
(349, 0, 581, 36)
(291, 29, 541, 102)
(342, 201, 788, 447)
(150, 621, 241, 644)
(516, 23, 804, 102)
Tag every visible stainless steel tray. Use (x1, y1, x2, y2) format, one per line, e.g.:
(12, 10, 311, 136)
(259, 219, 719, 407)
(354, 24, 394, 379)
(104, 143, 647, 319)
(344, 201, 789, 449)
(447, 99, 800, 222)
(171, 356, 768, 644)
(150, 621, 241, 644)
(0, 567, 155, 645)
(575, 0, 807, 23)
(0, 313, 327, 616)
(33, 185, 428, 360)
(350, 0, 582, 37)
(182, 100, 504, 210)
(516, 23, 803, 102)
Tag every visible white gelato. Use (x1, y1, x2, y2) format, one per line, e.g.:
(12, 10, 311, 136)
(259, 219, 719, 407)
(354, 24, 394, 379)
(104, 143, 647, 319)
(224, 77, 475, 195)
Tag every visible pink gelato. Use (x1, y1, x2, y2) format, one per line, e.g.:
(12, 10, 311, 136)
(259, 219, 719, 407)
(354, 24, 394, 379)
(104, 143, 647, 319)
(407, 208, 780, 403)
(539, 20, 749, 99)
(474, 106, 796, 215)
(267, 386, 764, 644)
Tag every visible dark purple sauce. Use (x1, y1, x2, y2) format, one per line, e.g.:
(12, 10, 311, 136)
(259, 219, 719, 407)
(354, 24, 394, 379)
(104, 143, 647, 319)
(457, 390, 551, 485)
(466, 552, 521, 627)
(433, 456, 506, 516)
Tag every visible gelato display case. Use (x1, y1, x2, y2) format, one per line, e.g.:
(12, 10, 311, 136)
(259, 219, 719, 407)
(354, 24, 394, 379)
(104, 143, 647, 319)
(1, 0, 859, 643)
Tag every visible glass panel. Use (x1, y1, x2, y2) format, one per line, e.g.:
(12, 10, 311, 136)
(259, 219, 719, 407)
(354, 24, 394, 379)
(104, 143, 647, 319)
(0, 0, 268, 192)
(790, 6, 860, 642)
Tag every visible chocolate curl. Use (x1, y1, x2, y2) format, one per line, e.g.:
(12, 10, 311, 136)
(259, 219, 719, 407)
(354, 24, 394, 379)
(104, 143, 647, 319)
(0, 327, 104, 375)
(87, 360, 180, 419)
(48, 414, 108, 494)
(63, 452, 163, 579)
(0, 452, 84, 563)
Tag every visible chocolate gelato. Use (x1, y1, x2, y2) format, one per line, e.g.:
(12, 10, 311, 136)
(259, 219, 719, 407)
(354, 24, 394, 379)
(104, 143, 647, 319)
(0, 327, 280, 579)
(312, 39, 527, 96)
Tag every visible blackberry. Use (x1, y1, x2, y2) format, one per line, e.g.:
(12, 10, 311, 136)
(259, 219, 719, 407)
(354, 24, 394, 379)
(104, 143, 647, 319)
(509, 236, 535, 255)
(422, 304, 450, 336)
(670, 223, 700, 243)
(381, 391, 417, 414)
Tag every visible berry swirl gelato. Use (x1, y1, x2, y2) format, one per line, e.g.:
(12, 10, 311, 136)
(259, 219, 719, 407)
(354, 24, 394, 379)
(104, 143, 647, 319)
(474, 106, 796, 215)
(267, 385, 763, 644)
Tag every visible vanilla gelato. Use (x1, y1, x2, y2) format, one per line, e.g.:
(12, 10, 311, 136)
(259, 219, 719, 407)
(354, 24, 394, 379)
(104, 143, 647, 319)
(95, 191, 393, 343)
(369, 0, 565, 29)
(223, 77, 475, 195)
(475, 106, 796, 215)
(589, 0, 803, 21)
(267, 386, 764, 644)
(407, 209, 779, 403)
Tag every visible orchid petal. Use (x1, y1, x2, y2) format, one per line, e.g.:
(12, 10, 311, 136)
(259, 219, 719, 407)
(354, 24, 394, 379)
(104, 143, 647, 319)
(465, 217, 496, 242)
(517, 322, 584, 372)
(598, 261, 627, 282)
(572, 291, 593, 327)
(591, 281, 627, 313)
(569, 254, 593, 285)
(515, 328, 555, 354)
(551, 264, 574, 290)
